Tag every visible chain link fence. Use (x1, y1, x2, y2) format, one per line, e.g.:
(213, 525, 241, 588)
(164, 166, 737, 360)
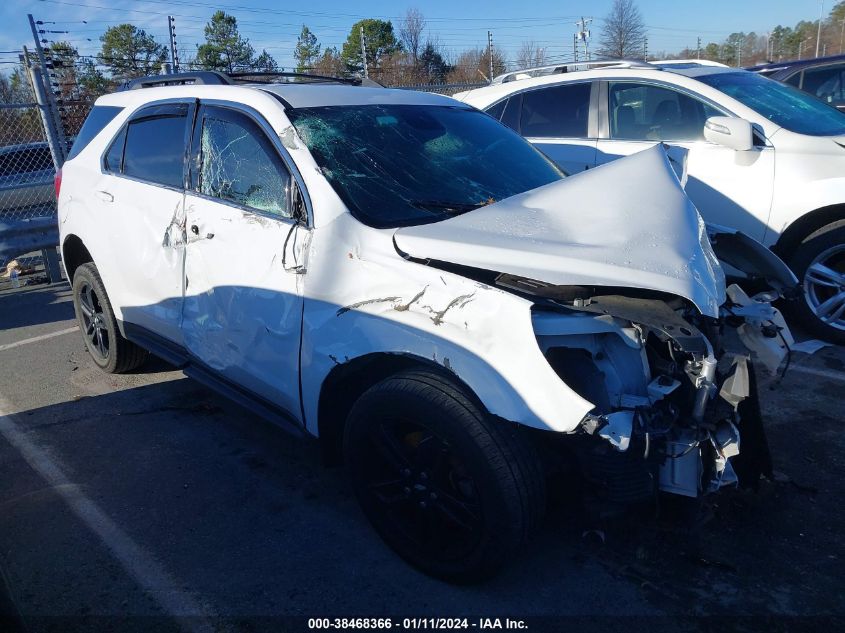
(0, 98, 63, 280)
(0, 103, 57, 222)
(58, 100, 95, 140)
(396, 82, 488, 96)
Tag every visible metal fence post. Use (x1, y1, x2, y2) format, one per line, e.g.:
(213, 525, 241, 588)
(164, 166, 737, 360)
(27, 15, 68, 166)
(25, 60, 64, 174)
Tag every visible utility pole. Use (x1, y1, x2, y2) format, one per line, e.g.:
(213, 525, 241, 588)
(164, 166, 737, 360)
(736, 35, 742, 67)
(697, 36, 701, 59)
(168, 16, 179, 73)
(643, 38, 648, 61)
(27, 14, 67, 165)
(575, 17, 591, 61)
(815, 0, 824, 58)
(840, 19, 845, 54)
(573, 33, 578, 62)
(487, 30, 494, 83)
(799, 37, 812, 60)
(360, 25, 368, 79)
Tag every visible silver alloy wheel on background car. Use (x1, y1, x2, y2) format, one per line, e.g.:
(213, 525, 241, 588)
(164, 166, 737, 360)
(803, 244, 845, 332)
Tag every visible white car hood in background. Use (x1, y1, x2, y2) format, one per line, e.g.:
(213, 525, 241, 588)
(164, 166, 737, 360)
(394, 145, 726, 317)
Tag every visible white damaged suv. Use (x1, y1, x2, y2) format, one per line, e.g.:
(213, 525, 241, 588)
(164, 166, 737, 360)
(58, 72, 795, 582)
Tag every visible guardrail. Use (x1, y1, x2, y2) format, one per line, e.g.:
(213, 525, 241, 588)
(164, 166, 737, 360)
(0, 215, 58, 267)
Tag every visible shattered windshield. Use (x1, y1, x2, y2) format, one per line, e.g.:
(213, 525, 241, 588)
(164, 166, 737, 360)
(698, 71, 845, 136)
(287, 104, 563, 227)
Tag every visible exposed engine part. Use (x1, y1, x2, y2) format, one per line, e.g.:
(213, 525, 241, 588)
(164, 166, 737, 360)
(659, 429, 702, 498)
(598, 410, 634, 452)
(576, 437, 656, 506)
(535, 282, 785, 503)
(726, 284, 793, 374)
(719, 355, 750, 410)
(647, 374, 681, 403)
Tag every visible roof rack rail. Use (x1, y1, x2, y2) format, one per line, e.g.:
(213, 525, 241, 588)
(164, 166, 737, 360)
(121, 71, 231, 90)
(230, 72, 384, 87)
(651, 59, 728, 68)
(120, 70, 384, 91)
(493, 59, 654, 84)
(228, 71, 361, 85)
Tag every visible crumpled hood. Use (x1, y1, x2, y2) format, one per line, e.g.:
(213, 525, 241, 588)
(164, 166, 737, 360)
(394, 145, 726, 317)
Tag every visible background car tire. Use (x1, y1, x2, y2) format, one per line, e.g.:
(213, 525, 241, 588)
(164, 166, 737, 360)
(72, 263, 148, 373)
(787, 225, 845, 344)
(344, 369, 545, 583)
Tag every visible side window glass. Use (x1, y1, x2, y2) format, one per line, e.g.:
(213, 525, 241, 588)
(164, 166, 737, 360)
(484, 100, 507, 121)
(609, 82, 719, 142)
(519, 83, 591, 138)
(67, 105, 122, 161)
(197, 108, 291, 218)
(123, 106, 187, 188)
(802, 66, 844, 105)
(500, 94, 521, 132)
(785, 71, 803, 88)
(104, 127, 126, 173)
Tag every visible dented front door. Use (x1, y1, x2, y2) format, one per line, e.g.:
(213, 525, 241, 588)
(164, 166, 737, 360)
(181, 104, 305, 416)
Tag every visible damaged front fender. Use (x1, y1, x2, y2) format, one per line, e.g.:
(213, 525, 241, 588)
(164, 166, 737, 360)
(299, 214, 600, 436)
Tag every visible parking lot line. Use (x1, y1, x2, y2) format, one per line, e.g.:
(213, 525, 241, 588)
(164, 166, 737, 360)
(789, 364, 845, 382)
(0, 327, 78, 353)
(0, 395, 218, 632)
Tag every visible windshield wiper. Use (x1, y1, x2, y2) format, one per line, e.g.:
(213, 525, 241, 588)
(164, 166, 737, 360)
(410, 199, 489, 214)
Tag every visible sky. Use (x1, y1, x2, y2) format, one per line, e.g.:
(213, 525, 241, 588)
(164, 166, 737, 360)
(0, 0, 824, 72)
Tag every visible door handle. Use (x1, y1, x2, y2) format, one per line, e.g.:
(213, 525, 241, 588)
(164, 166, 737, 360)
(95, 190, 113, 203)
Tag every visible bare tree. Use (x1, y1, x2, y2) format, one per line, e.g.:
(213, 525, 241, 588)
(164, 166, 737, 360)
(446, 46, 506, 83)
(516, 41, 547, 69)
(598, 0, 647, 59)
(399, 7, 425, 64)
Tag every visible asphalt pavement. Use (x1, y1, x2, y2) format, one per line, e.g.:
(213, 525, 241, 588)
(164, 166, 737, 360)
(0, 281, 843, 633)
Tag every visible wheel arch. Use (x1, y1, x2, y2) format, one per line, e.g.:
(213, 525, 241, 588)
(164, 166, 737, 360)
(316, 351, 485, 465)
(61, 234, 93, 283)
(772, 203, 845, 261)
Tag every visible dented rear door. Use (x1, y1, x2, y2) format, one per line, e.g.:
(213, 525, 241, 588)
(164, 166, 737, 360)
(97, 101, 193, 345)
(181, 103, 305, 417)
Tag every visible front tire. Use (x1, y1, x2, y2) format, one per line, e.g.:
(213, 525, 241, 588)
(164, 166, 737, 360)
(343, 369, 545, 583)
(787, 225, 845, 344)
(72, 263, 148, 373)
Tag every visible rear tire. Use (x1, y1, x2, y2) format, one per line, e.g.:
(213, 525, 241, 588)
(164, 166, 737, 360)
(343, 369, 545, 583)
(71, 263, 148, 373)
(786, 225, 845, 344)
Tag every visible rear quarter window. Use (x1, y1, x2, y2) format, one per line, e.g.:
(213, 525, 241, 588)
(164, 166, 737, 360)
(121, 105, 188, 188)
(66, 106, 123, 161)
(484, 100, 507, 121)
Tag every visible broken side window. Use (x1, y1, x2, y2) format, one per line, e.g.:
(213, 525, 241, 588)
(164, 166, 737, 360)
(197, 106, 292, 219)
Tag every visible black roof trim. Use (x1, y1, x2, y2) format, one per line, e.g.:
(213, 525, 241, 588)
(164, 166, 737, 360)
(119, 71, 385, 92)
(121, 71, 232, 90)
(746, 53, 845, 76)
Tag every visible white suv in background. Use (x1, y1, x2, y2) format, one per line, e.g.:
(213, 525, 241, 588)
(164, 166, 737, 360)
(456, 61, 845, 342)
(59, 71, 793, 581)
